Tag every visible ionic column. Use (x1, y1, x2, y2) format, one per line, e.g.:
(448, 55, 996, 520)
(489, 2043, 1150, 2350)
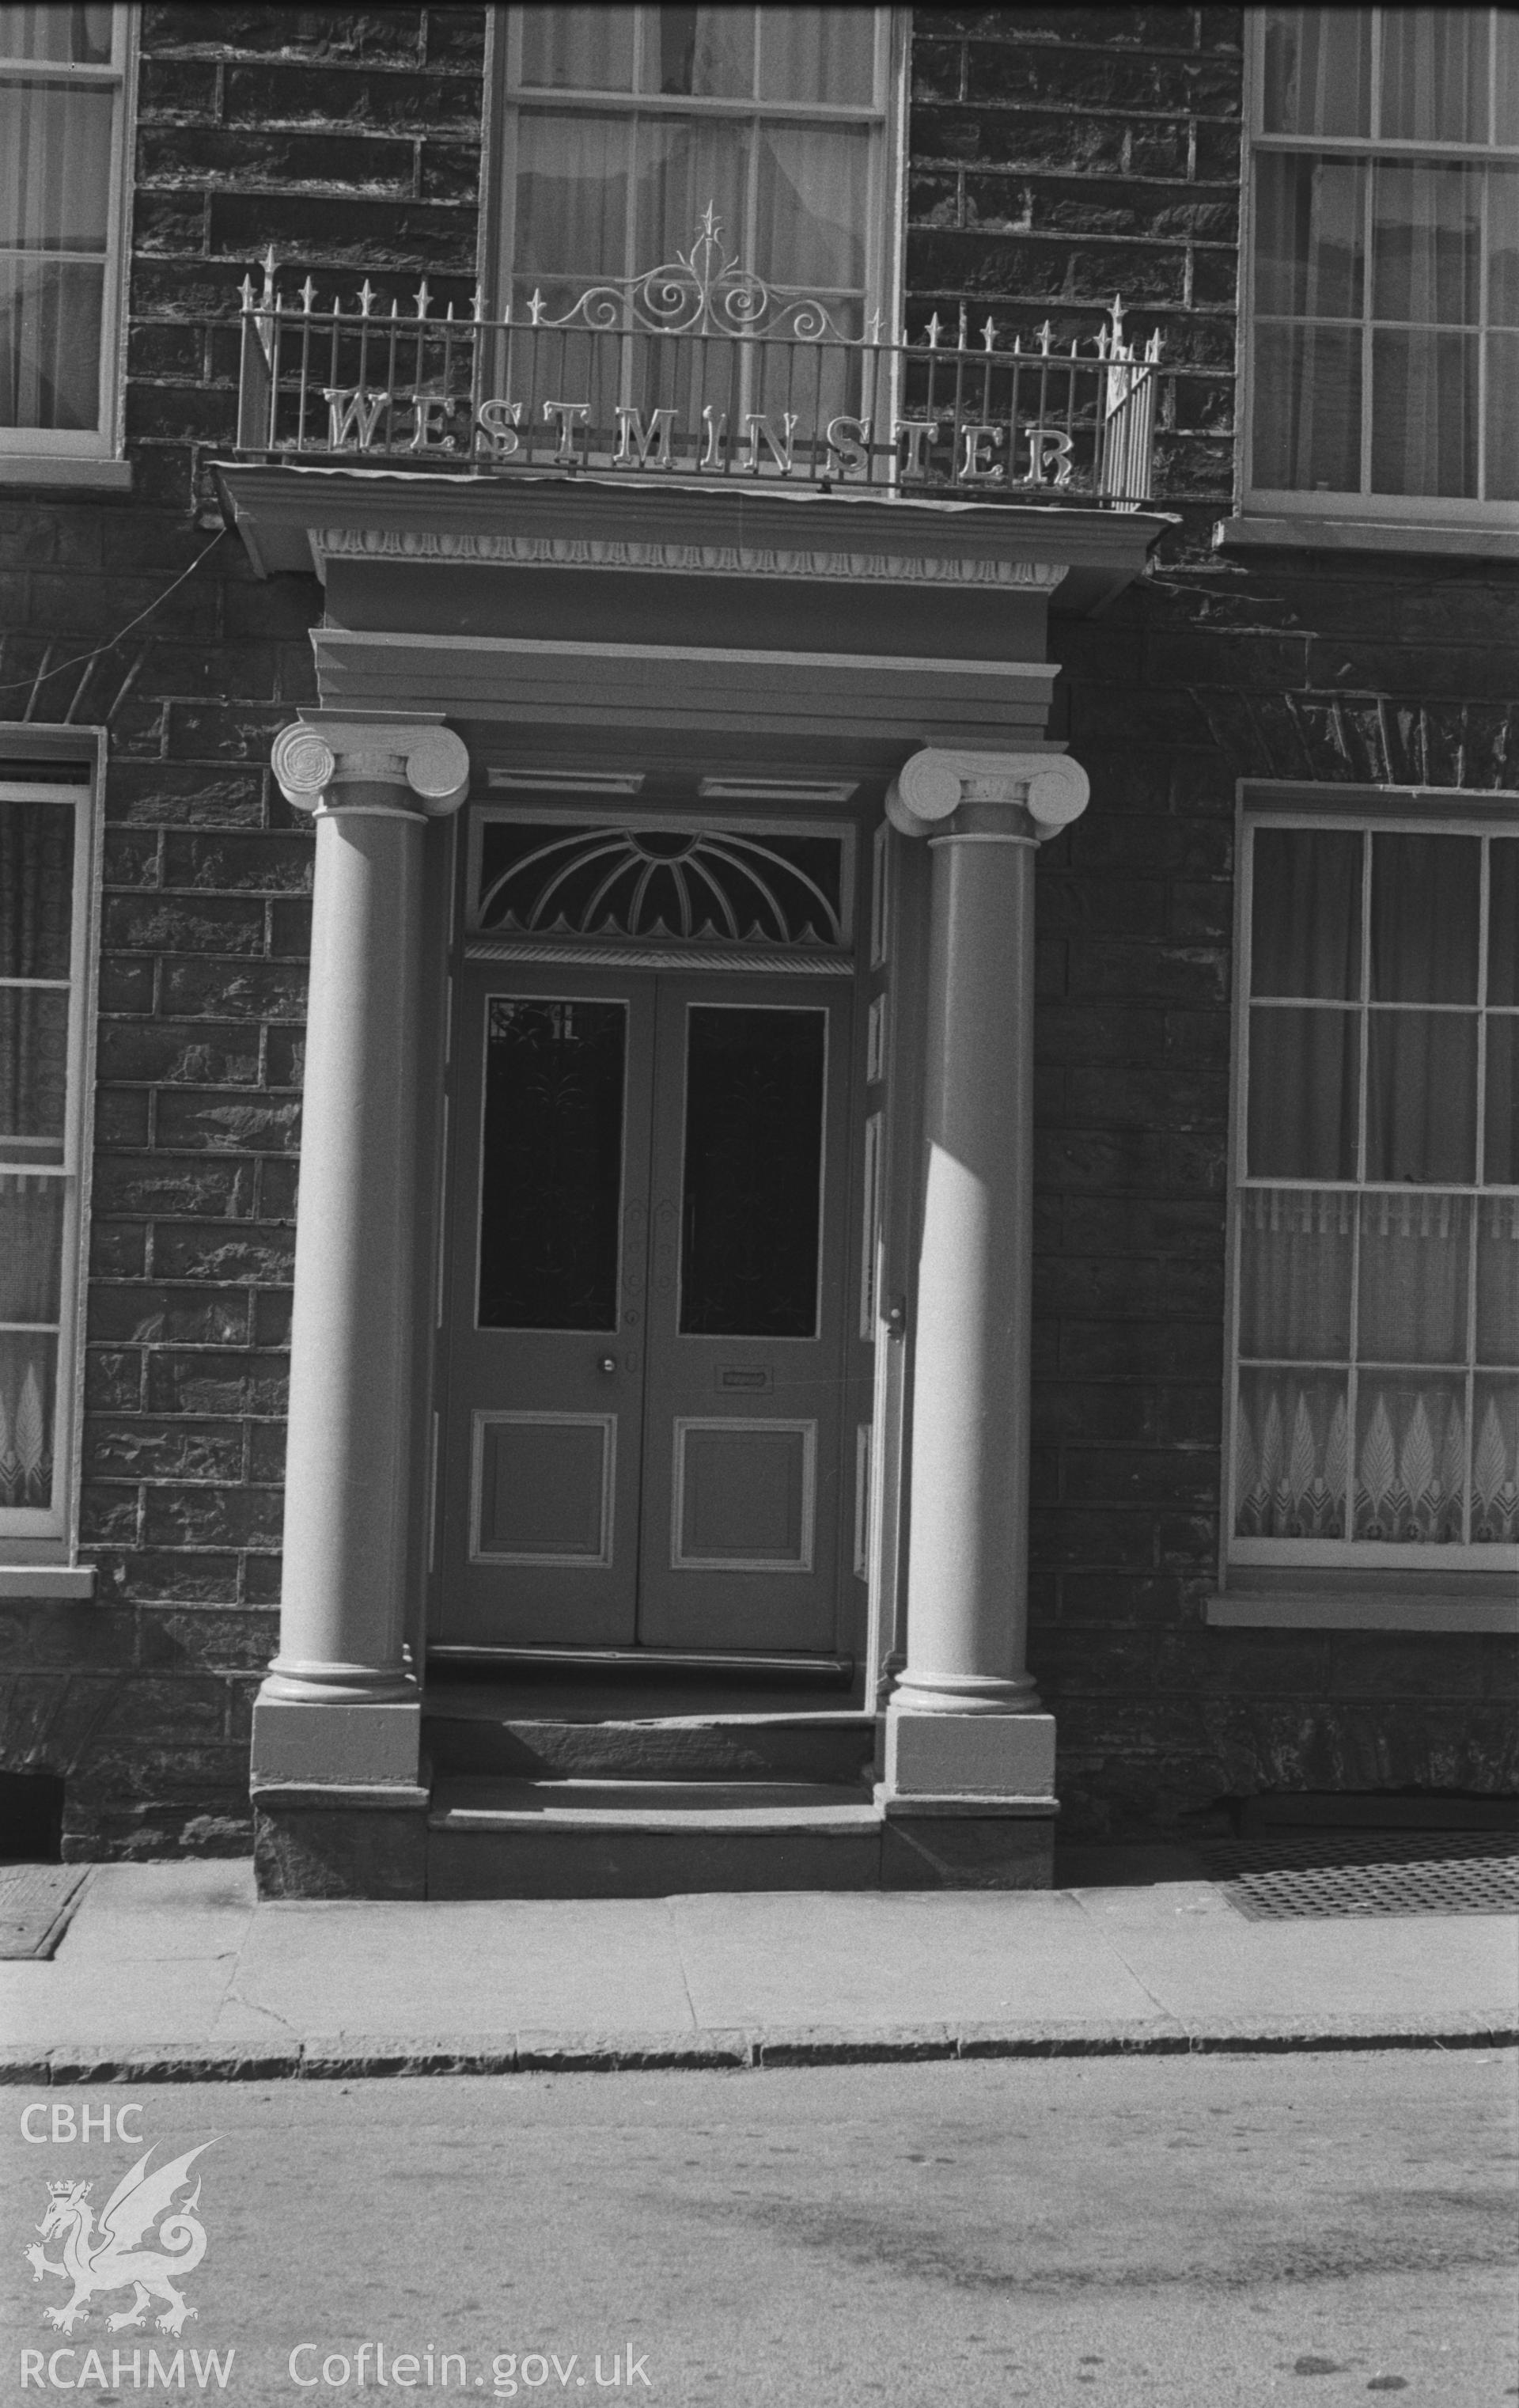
(882, 746, 1089, 1804)
(250, 711, 469, 1792)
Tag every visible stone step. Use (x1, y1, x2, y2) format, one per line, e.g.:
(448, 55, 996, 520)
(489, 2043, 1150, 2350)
(426, 1773, 885, 1898)
(422, 1709, 877, 1787)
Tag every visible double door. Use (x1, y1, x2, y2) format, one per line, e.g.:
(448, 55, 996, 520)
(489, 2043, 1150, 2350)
(435, 964, 854, 1654)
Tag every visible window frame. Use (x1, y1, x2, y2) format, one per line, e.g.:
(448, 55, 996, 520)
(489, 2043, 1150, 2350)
(1222, 780, 1519, 1604)
(1239, 6, 1519, 533)
(0, 7, 134, 472)
(482, 6, 906, 350)
(0, 733, 104, 1568)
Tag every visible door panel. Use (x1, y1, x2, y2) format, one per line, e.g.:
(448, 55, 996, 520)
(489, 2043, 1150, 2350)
(636, 978, 851, 1652)
(436, 967, 655, 1647)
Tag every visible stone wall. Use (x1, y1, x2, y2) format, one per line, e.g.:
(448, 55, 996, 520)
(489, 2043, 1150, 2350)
(910, 6, 1518, 1835)
(0, 7, 488, 1857)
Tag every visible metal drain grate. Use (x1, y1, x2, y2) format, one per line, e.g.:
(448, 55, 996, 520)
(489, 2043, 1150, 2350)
(1197, 1830, 1519, 1921)
(0, 1864, 89, 1959)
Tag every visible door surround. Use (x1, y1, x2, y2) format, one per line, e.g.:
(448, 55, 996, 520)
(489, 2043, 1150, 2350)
(430, 792, 876, 1678)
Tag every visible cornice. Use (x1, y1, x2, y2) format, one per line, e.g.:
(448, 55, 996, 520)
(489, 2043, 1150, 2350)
(313, 525, 1068, 592)
(213, 464, 1171, 614)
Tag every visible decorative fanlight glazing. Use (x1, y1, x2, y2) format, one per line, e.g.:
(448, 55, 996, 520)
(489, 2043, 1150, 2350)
(477, 824, 847, 950)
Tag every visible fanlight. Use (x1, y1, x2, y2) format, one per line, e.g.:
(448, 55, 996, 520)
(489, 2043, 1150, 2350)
(477, 825, 847, 950)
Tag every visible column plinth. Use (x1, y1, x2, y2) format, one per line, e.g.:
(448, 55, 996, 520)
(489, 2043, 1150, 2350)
(251, 713, 468, 1810)
(881, 747, 1089, 1813)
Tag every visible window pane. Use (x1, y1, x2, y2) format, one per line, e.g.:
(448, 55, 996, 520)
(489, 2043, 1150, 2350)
(1237, 1186, 1353, 1359)
(642, 8, 756, 98)
(757, 124, 869, 290)
(477, 999, 626, 1333)
(1487, 1014, 1517, 1185)
(0, 1172, 63, 1321)
(1366, 1011, 1478, 1183)
(1476, 1199, 1519, 1367)
(0, 82, 114, 252)
(760, 9, 875, 104)
(0, 6, 112, 64)
(1488, 335, 1519, 498)
(1490, 841, 1519, 1005)
(1252, 826, 1362, 998)
(1370, 832, 1479, 1002)
(0, 798, 73, 977)
(1234, 1367, 1347, 1538)
(1500, 12, 1519, 151)
(0, 1329, 57, 1511)
(0, 256, 103, 430)
(1253, 154, 1365, 319)
(512, 114, 631, 283)
(1372, 165, 1483, 327)
(680, 1007, 824, 1337)
(1248, 1007, 1359, 1178)
(1358, 1192, 1471, 1364)
(1472, 1376, 1519, 1540)
(1379, 7, 1491, 144)
(1251, 320, 1362, 491)
(1490, 170, 1519, 328)
(1371, 329, 1479, 495)
(0, 989, 69, 1159)
(517, 7, 634, 90)
(633, 119, 751, 275)
(1354, 1375, 1466, 1541)
(1260, 6, 1370, 135)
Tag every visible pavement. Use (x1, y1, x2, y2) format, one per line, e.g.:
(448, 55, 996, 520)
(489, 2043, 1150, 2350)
(2, 1853, 1515, 2080)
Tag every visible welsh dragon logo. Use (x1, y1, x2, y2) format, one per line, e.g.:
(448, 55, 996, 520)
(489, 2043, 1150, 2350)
(25, 2143, 214, 2336)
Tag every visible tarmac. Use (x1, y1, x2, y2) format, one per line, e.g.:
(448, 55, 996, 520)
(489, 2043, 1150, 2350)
(2, 1849, 1515, 2081)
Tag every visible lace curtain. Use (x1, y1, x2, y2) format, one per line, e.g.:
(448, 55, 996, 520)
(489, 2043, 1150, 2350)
(1237, 825, 1519, 1551)
(0, 797, 73, 1514)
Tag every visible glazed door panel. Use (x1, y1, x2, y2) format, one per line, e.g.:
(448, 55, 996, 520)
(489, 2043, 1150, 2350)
(635, 978, 851, 1651)
(435, 967, 656, 1646)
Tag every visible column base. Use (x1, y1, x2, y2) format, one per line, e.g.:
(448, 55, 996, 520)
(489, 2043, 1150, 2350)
(882, 1707, 1055, 1801)
(876, 1791, 1056, 1890)
(251, 1689, 422, 1787)
(252, 1786, 428, 1900)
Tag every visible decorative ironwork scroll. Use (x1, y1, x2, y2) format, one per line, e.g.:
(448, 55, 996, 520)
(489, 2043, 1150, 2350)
(524, 202, 854, 344)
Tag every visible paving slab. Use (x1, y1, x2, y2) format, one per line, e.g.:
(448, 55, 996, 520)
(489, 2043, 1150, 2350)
(232, 1896, 699, 2036)
(0, 1953, 238, 2048)
(669, 1888, 1165, 2029)
(1071, 1879, 1519, 2024)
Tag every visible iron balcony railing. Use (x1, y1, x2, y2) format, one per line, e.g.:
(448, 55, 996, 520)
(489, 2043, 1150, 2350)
(235, 210, 1166, 506)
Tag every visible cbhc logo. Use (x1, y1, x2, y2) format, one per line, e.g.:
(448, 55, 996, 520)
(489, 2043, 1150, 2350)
(21, 2103, 143, 2142)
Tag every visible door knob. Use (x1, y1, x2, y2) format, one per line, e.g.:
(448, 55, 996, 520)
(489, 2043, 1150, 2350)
(598, 1356, 618, 1375)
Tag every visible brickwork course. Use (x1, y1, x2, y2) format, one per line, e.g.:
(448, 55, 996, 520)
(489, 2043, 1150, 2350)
(1, 4, 1513, 1857)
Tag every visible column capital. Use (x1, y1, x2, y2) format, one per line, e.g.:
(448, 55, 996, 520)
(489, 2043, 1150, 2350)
(885, 746, 1089, 844)
(272, 711, 471, 819)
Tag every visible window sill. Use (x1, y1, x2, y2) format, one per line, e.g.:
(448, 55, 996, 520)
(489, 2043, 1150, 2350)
(0, 457, 133, 491)
(1207, 1591, 1517, 1633)
(0, 1564, 97, 1599)
(1214, 513, 1519, 560)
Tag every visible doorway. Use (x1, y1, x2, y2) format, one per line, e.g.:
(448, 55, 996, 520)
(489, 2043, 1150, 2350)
(434, 962, 857, 1656)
